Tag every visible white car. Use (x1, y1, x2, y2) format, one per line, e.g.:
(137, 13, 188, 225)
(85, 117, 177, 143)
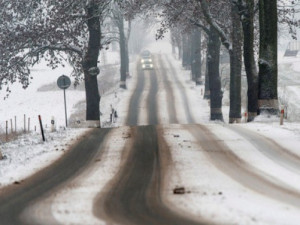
(141, 57, 154, 70)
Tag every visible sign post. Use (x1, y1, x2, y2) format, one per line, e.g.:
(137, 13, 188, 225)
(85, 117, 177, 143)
(57, 75, 71, 127)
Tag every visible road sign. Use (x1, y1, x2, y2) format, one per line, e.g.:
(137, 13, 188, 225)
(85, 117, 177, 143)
(57, 75, 71, 90)
(57, 75, 71, 127)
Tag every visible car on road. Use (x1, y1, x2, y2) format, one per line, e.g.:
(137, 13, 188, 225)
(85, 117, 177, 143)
(140, 50, 154, 70)
(142, 62, 154, 70)
(141, 58, 154, 70)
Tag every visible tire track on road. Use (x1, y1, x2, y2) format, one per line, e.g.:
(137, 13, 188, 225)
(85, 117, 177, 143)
(163, 55, 195, 124)
(228, 125, 300, 173)
(95, 125, 207, 225)
(0, 128, 111, 225)
(188, 124, 300, 209)
(154, 54, 179, 124)
(147, 66, 159, 125)
(126, 62, 145, 126)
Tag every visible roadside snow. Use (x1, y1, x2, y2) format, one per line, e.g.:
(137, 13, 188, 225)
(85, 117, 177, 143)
(0, 128, 89, 187)
(0, 61, 88, 188)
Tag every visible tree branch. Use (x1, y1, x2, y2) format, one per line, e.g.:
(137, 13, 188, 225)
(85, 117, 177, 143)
(198, 0, 232, 52)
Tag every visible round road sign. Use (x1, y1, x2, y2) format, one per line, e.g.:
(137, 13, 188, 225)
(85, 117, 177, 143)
(57, 75, 71, 90)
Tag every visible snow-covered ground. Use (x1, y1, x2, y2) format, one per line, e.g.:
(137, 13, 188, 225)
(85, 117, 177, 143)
(0, 50, 121, 187)
(1, 35, 300, 225)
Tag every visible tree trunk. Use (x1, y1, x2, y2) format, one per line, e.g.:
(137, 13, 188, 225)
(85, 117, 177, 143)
(204, 53, 210, 99)
(241, 0, 258, 122)
(258, 0, 278, 114)
(125, 19, 131, 77)
(182, 34, 187, 68)
(172, 42, 176, 55)
(229, 3, 243, 123)
(178, 41, 182, 60)
(208, 27, 223, 121)
(182, 34, 191, 69)
(83, 3, 101, 121)
(118, 16, 127, 89)
(171, 31, 176, 54)
(191, 28, 202, 85)
(125, 42, 129, 77)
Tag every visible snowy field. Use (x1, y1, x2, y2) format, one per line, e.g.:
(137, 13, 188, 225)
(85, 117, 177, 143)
(1, 37, 300, 224)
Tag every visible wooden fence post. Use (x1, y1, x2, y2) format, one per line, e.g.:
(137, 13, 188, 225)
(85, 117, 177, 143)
(38, 115, 45, 142)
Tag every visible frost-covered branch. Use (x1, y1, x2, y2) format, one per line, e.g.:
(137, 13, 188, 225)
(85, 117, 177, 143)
(197, 0, 232, 51)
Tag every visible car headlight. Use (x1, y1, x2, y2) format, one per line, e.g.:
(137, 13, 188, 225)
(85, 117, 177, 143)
(149, 59, 152, 62)
(142, 65, 145, 68)
(141, 59, 144, 63)
(150, 64, 153, 67)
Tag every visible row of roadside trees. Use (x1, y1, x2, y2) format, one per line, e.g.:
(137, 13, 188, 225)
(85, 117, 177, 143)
(0, 0, 299, 123)
(127, 0, 299, 122)
(0, 0, 136, 121)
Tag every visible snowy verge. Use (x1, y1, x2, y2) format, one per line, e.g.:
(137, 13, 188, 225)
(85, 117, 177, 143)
(0, 128, 89, 188)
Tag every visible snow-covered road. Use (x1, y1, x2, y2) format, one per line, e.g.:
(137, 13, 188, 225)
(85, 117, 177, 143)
(1, 39, 300, 224)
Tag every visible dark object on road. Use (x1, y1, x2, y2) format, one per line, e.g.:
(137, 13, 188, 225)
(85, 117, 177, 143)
(173, 186, 185, 194)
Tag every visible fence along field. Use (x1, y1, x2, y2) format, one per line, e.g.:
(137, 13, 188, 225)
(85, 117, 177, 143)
(0, 115, 33, 143)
